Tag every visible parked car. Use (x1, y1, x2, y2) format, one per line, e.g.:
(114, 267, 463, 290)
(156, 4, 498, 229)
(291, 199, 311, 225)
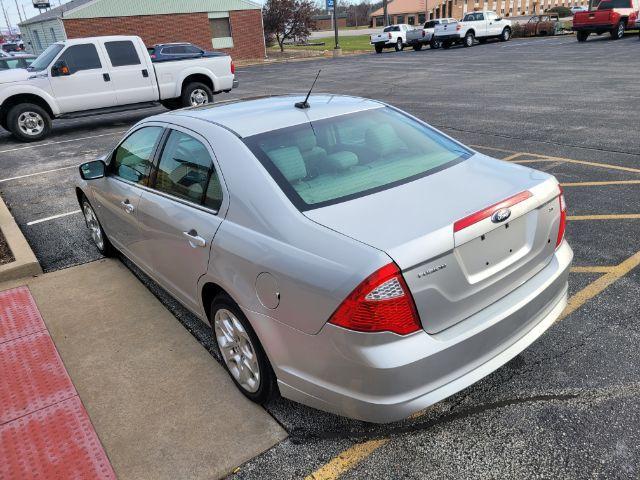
(434, 11, 512, 48)
(570, 5, 589, 13)
(0, 35, 237, 142)
(406, 18, 457, 50)
(370, 24, 411, 53)
(0, 54, 36, 71)
(147, 42, 226, 61)
(523, 13, 560, 36)
(1, 42, 23, 54)
(573, 0, 639, 41)
(76, 94, 572, 423)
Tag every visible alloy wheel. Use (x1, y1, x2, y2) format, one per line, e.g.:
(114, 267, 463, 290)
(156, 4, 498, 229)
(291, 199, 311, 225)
(189, 89, 210, 106)
(17, 111, 44, 137)
(83, 203, 105, 251)
(214, 308, 261, 393)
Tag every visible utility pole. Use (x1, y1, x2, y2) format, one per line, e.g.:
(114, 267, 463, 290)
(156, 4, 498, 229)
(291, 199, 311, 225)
(383, 0, 388, 26)
(15, 0, 23, 23)
(333, 0, 339, 50)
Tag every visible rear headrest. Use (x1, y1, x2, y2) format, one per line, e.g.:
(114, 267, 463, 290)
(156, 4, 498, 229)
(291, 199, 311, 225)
(268, 147, 307, 183)
(365, 124, 405, 157)
(327, 151, 358, 171)
(296, 131, 318, 152)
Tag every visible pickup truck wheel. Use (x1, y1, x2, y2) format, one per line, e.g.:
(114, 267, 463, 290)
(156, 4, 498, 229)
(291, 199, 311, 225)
(500, 27, 511, 42)
(576, 31, 589, 41)
(430, 38, 441, 49)
(182, 82, 213, 108)
(374, 44, 383, 53)
(7, 103, 51, 143)
(394, 38, 404, 51)
(412, 43, 423, 51)
(463, 32, 475, 47)
(611, 21, 625, 40)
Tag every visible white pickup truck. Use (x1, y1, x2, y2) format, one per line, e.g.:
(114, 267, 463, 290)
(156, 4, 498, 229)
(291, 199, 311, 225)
(370, 24, 412, 53)
(406, 18, 458, 50)
(434, 11, 512, 48)
(0, 35, 237, 142)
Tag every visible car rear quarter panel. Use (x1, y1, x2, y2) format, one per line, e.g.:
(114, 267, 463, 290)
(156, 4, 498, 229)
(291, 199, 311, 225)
(190, 120, 390, 335)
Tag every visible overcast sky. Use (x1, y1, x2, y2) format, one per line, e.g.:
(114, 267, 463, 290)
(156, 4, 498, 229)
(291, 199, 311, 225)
(1, 0, 73, 31)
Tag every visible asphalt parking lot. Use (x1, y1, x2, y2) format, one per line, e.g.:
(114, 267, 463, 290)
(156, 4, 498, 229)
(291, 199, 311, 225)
(1, 33, 639, 478)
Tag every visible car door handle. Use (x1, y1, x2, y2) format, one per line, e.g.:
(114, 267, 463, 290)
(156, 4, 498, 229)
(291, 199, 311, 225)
(183, 230, 206, 248)
(103, 73, 111, 82)
(120, 200, 135, 214)
(142, 69, 149, 78)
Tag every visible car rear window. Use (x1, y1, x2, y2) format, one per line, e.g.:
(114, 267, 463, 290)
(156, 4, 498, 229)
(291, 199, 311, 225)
(383, 26, 400, 32)
(598, 0, 630, 8)
(243, 107, 472, 210)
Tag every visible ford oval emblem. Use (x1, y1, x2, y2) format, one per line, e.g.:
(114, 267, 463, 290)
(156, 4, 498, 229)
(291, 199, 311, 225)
(491, 208, 511, 223)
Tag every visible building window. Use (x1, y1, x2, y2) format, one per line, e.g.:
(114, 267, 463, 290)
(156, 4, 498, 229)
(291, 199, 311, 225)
(375, 16, 384, 26)
(33, 30, 42, 50)
(418, 13, 426, 23)
(396, 15, 404, 23)
(50, 27, 57, 42)
(408, 15, 415, 24)
(210, 17, 231, 38)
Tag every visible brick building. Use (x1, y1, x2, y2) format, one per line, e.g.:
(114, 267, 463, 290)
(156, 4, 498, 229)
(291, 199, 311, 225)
(20, 0, 265, 60)
(312, 14, 348, 31)
(370, 0, 437, 26)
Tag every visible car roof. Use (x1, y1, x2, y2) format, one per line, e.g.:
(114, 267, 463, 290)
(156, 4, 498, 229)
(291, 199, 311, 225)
(170, 94, 385, 138)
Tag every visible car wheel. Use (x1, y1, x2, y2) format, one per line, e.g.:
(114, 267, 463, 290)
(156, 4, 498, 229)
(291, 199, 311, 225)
(412, 43, 423, 51)
(611, 21, 624, 40)
(375, 44, 383, 53)
(500, 27, 511, 42)
(577, 31, 589, 41)
(82, 196, 114, 256)
(7, 103, 51, 142)
(430, 38, 441, 49)
(394, 38, 404, 51)
(442, 40, 452, 49)
(464, 31, 475, 47)
(181, 82, 213, 108)
(211, 294, 277, 403)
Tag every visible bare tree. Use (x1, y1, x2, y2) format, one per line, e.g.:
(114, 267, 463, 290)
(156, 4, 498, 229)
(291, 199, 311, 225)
(263, 0, 316, 52)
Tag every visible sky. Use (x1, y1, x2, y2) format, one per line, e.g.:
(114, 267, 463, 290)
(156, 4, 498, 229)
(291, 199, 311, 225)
(1, 0, 66, 31)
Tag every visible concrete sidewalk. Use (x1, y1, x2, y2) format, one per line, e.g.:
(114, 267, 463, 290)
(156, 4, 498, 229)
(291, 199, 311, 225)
(0, 259, 286, 479)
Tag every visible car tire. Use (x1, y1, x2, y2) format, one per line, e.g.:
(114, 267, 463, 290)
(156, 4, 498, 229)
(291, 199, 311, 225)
(500, 27, 511, 42)
(464, 31, 475, 47)
(412, 43, 423, 51)
(375, 44, 383, 53)
(81, 196, 114, 257)
(211, 294, 277, 404)
(442, 40, 452, 49)
(577, 31, 589, 42)
(611, 21, 624, 40)
(394, 38, 404, 51)
(430, 38, 441, 49)
(181, 82, 214, 108)
(7, 103, 51, 143)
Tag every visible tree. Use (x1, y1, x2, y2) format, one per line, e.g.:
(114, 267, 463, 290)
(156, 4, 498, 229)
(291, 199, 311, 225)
(263, 0, 316, 52)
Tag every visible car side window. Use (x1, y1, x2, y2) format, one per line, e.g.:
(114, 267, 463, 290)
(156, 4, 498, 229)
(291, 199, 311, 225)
(184, 45, 203, 54)
(111, 127, 163, 185)
(154, 130, 223, 210)
(57, 44, 102, 74)
(104, 41, 141, 67)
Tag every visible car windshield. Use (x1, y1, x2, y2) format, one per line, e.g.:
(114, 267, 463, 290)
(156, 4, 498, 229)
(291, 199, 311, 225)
(243, 107, 472, 210)
(598, 0, 629, 8)
(383, 26, 400, 32)
(27, 43, 64, 71)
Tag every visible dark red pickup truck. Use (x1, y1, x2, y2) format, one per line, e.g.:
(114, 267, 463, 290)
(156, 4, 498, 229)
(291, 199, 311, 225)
(573, 0, 639, 41)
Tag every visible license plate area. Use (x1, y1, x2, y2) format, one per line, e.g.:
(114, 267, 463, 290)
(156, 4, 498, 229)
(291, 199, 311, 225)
(455, 213, 533, 284)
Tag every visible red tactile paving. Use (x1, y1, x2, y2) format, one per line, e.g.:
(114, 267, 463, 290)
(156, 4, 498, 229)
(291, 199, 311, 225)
(0, 396, 117, 480)
(0, 331, 77, 424)
(0, 286, 46, 344)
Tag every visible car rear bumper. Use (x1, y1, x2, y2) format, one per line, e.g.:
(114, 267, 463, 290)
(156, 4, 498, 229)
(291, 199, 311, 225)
(232, 79, 239, 89)
(573, 24, 615, 31)
(436, 33, 461, 41)
(249, 241, 573, 423)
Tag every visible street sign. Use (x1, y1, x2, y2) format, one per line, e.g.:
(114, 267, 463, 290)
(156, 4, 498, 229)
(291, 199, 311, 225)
(32, 1, 51, 8)
(326, 0, 334, 9)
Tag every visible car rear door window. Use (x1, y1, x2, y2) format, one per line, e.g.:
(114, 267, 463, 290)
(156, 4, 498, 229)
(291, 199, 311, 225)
(58, 44, 102, 74)
(105, 40, 141, 67)
(153, 130, 223, 210)
(111, 126, 163, 185)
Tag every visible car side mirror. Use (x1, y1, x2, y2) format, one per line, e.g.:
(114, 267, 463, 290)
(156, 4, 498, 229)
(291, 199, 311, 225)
(79, 160, 106, 180)
(51, 60, 70, 77)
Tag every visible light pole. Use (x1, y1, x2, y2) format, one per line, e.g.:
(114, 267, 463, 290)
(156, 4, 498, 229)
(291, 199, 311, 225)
(333, 0, 339, 50)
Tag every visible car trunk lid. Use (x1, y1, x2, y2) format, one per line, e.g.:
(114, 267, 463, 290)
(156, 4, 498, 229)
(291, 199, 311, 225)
(304, 154, 563, 334)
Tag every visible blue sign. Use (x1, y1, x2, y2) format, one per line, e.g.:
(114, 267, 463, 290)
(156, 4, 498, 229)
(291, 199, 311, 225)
(326, 0, 334, 9)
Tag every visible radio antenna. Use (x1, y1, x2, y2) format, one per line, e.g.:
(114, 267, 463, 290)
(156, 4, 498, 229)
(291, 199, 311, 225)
(295, 70, 321, 109)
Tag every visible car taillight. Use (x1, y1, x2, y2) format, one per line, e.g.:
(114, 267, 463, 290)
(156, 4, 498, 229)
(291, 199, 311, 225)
(329, 263, 421, 335)
(422, 30, 426, 37)
(556, 186, 567, 248)
(456, 24, 462, 31)
(388, 32, 392, 39)
(231, 61, 235, 74)
(150, 54, 156, 59)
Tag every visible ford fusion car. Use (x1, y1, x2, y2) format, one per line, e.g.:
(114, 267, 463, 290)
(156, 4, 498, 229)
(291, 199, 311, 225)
(76, 95, 572, 423)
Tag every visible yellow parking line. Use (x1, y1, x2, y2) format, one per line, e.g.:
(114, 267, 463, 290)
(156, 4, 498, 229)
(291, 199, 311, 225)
(559, 250, 640, 321)
(562, 180, 640, 187)
(501, 153, 526, 161)
(570, 266, 616, 273)
(568, 214, 640, 221)
(307, 250, 640, 479)
(304, 439, 389, 480)
(513, 158, 640, 174)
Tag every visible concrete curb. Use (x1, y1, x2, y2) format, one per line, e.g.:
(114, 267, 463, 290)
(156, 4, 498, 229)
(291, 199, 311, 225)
(0, 195, 42, 282)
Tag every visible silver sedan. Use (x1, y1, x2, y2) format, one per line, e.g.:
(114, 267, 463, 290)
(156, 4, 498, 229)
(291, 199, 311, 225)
(76, 95, 572, 423)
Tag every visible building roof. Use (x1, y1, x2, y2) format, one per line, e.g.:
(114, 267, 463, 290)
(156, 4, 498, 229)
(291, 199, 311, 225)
(63, 0, 261, 19)
(19, 0, 95, 26)
(169, 95, 384, 138)
(370, 0, 429, 17)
